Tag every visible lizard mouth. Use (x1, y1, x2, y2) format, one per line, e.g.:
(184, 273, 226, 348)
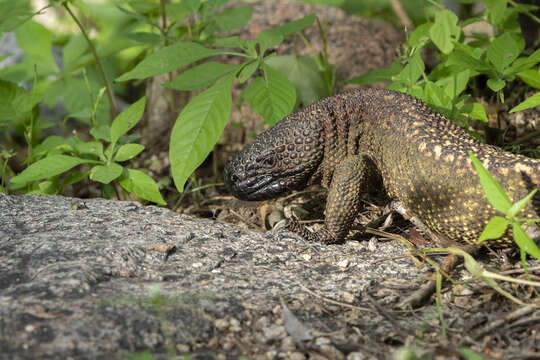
(224, 162, 285, 201)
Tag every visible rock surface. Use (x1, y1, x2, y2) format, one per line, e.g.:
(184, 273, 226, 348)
(1, 193, 426, 359)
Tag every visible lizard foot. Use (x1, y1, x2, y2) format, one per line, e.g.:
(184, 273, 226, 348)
(285, 218, 342, 244)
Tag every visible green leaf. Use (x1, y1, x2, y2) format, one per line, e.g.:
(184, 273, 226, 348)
(15, 20, 58, 74)
(510, 49, 540, 73)
(469, 152, 512, 213)
(237, 60, 259, 83)
(487, 78, 506, 92)
(463, 102, 488, 122)
(214, 6, 253, 31)
(436, 69, 470, 100)
(0, 0, 33, 33)
(116, 42, 225, 81)
(517, 69, 540, 89)
(0, 80, 34, 124)
(512, 221, 540, 260)
(11, 155, 98, 185)
(478, 216, 509, 242)
(170, 76, 233, 192)
(429, 10, 460, 54)
(269, 13, 316, 38)
(90, 163, 123, 184)
(114, 144, 145, 162)
(75, 141, 104, 159)
(118, 168, 166, 205)
(62, 34, 88, 71)
(508, 189, 537, 218)
(348, 61, 401, 85)
(509, 92, 540, 113)
(62, 170, 88, 189)
(265, 55, 328, 106)
(33, 135, 67, 155)
(394, 52, 425, 86)
(487, 33, 522, 73)
(110, 97, 146, 145)
(90, 125, 111, 142)
(243, 64, 296, 125)
(407, 23, 431, 48)
(257, 14, 316, 53)
(458, 347, 485, 360)
(164, 62, 238, 91)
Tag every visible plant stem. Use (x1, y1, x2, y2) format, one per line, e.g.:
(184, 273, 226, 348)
(63, 2, 117, 121)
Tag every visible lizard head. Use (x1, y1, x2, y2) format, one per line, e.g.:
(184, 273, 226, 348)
(224, 114, 323, 201)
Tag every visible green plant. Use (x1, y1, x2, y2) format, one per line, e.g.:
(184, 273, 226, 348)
(469, 152, 539, 259)
(1, 0, 333, 201)
(350, 0, 540, 129)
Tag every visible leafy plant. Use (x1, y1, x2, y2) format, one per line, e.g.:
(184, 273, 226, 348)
(350, 0, 540, 128)
(469, 152, 539, 259)
(1, 0, 333, 201)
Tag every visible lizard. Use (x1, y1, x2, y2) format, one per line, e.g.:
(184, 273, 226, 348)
(223, 88, 540, 246)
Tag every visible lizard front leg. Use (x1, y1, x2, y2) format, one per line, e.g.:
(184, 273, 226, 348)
(286, 154, 375, 243)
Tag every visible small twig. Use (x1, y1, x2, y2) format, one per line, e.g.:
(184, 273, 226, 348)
(299, 284, 371, 312)
(63, 2, 117, 121)
(472, 305, 537, 339)
(229, 209, 265, 231)
(511, 129, 540, 145)
(365, 293, 410, 340)
(500, 265, 540, 276)
(390, 0, 413, 29)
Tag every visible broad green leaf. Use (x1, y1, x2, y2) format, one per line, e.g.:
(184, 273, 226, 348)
(447, 48, 490, 73)
(394, 52, 425, 86)
(517, 69, 540, 89)
(210, 36, 245, 48)
(469, 152, 512, 213)
(509, 92, 540, 113)
(11, 155, 98, 185)
(512, 221, 540, 259)
(110, 97, 146, 145)
(164, 62, 238, 91)
(407, 23, 431, 48)
(425, 81, 451, 109)
(0, 80, 34, 124)
(257, 14, 316, 53)
(62, 170, 88, 188)
(90, 163, 123, 184)
(265, 55, 327, 106)
(165, 2, 190, 22)
(256, 30, 283, 54)
(508, 189, 537, 218)
(429, 10, 460, 54)
(170, 76, 233, 192)
(214, 6, 253, 31)
(237, 60, 259, 83)
(436, 69, 470, 100)
(116, 42, 225, 81)
(270, 13, 315, 38)
(75, 141, 104, 159)
(0, 0, 33, 33)
(114, 144, 145, 162)
(510, 49, 540, 73)
(15, 20, 58, 74)
(118, 168, 166, 205)
(487, 78, 506, 92)
(348, 61, 401, 85)
(243, 65, 296, 125)
(487, 33, 522, 73)
(62, 34, 88, 71)
(33, 136, 66, 155)
(478, 216, 509, 242)
(90, 125, 111, 142)
(463, 102, 488, 122)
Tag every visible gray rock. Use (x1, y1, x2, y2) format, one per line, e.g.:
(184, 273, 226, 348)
(0, 194, 425, 359)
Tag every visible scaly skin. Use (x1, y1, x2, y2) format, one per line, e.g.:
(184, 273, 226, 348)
(224, 88, 540, 245)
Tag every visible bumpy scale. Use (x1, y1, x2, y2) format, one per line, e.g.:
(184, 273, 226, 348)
(224, 88, 540, 245)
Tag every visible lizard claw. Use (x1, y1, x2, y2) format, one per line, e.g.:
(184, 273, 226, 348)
(284, 218, 342, 244)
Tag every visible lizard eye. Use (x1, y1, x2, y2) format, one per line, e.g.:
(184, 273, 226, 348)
(261, 156, 276, 168)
